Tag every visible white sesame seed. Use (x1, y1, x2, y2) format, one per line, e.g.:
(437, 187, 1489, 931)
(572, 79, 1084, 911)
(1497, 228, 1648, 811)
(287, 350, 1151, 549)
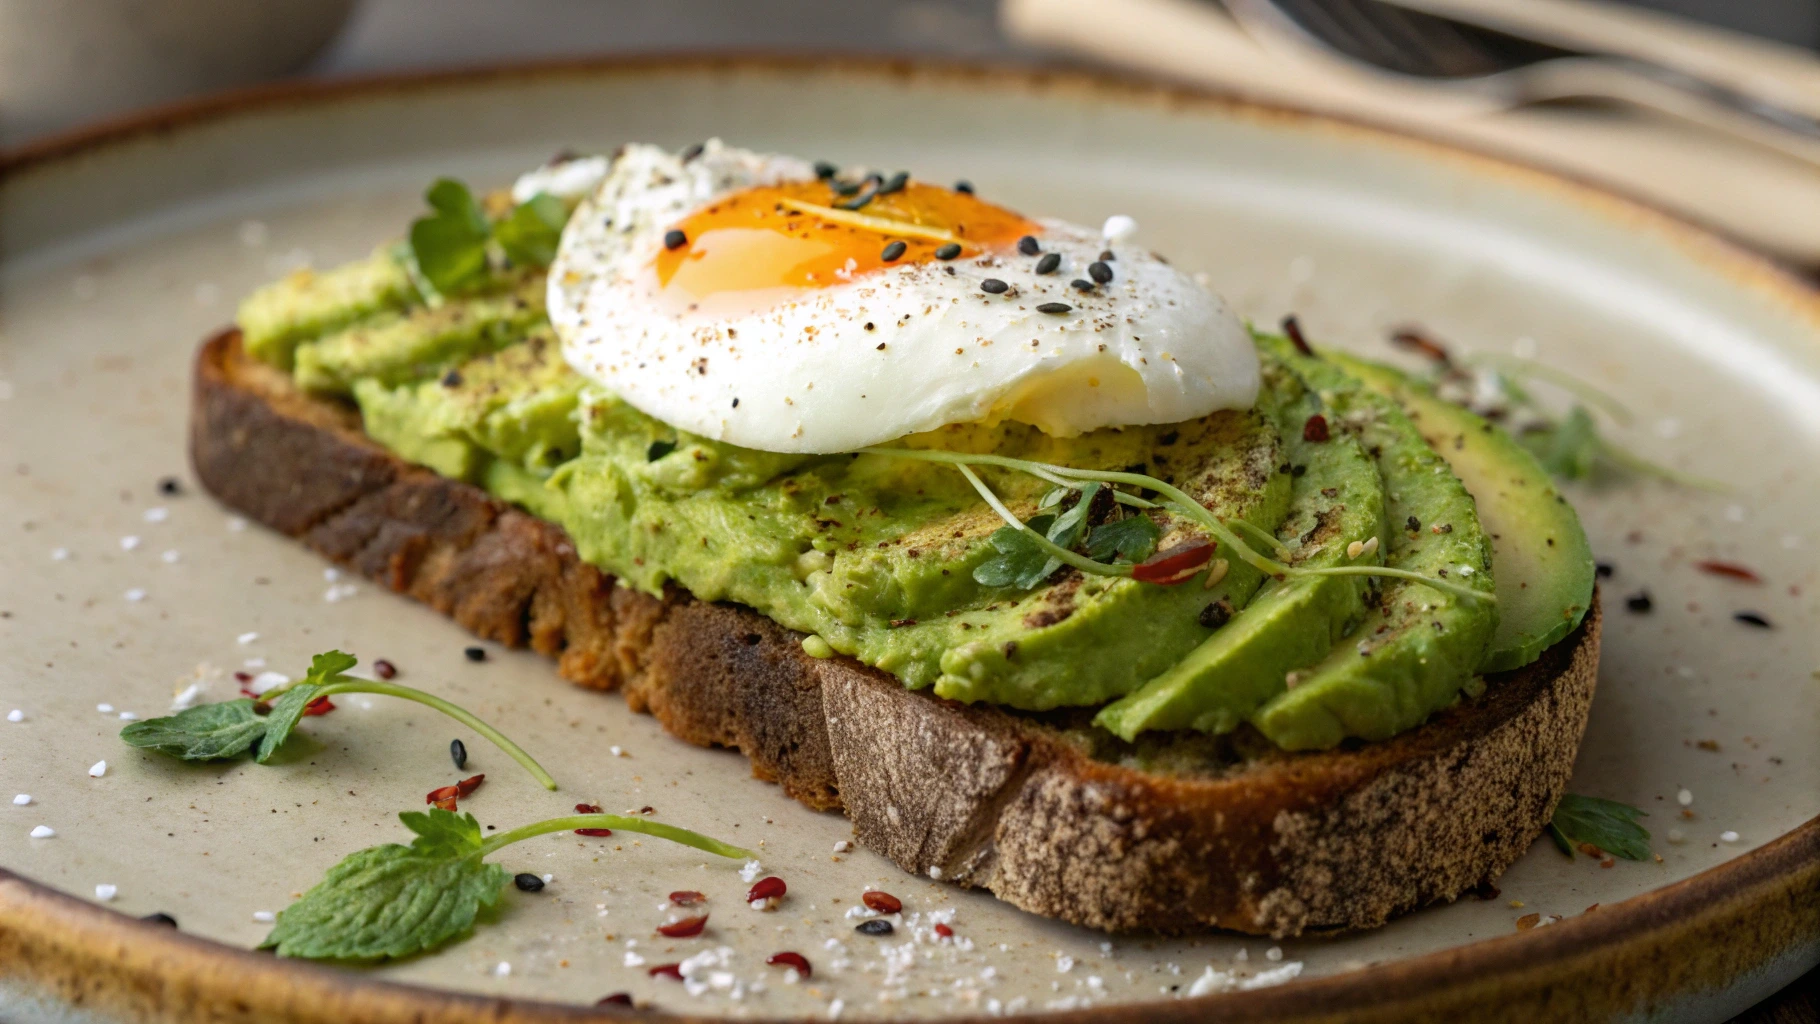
(88, 760, 107, 778)
(493, 961, 512, 977)
(120, 536, 141, 551)
(97, 703, 114, 713)
(237, 632, 259, 645)
(143, 507, 168, 523)
(6, 710, 23, 723)
(30, 825, 54, 839)
(828, 998, 844, 1020)
(50, 548, 69, 561)
(252, 910, 275, 922)
(124, 588, 146, 602)
(161, 550, 180, 563)
(1265, 946, 1284, 962)
(1677, 788, 1694, 807)
(13, 794, 30, 806)
(95, 884, 117, 901)
(1720, 831, 1740, 843)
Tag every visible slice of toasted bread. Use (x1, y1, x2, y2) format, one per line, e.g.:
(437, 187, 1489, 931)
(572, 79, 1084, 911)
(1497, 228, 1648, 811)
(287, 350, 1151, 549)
(190, 329, 1600, 937)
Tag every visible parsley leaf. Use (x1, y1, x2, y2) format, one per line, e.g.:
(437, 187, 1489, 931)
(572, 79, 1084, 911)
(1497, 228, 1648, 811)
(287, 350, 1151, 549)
(408, 178, 492, 295)
(261, 809, 509, 961)
(119, 699, 266, 760)
(973, 514, 1057, 589)
(1548, 793, 1650, 861)
(262, 807, 752, 961)
(493, 192, 566, 268)
(1086, 514, 1162, 563)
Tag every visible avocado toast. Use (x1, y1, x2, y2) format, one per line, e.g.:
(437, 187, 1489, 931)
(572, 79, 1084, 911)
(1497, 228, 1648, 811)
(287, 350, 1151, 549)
(190, 147, 1600, 937)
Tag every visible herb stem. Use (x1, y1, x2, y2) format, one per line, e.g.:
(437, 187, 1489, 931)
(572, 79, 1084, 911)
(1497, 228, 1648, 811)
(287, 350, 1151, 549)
(314, 679, 558, 791)
(953, 464, 1133, 579)
(1292, 564, 1491, 603)
(1463, 352, 1634, 425)
(1597, 438, 1729, 493)
(478, 814, 755, 859)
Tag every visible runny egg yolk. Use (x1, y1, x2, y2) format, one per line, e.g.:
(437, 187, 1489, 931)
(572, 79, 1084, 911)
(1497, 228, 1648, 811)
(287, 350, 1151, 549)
(652, 179, 1040, 309)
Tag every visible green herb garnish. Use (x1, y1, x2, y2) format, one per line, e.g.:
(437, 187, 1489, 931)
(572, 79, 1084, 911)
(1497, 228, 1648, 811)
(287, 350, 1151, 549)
(121, 651, 558, 790)
(405, 179, 569, 299)
(863, 448, 1492, 604)
(260, 807, 751, 960)
(1547, 793, 1651, 861)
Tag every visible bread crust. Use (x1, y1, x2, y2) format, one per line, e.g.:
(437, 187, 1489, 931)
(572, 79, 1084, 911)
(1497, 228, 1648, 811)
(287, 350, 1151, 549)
(190, 330, 1599, 936)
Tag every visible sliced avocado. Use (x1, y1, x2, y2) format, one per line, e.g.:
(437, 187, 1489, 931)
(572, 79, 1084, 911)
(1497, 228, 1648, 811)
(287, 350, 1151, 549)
(1328, 352, 1594, 673)
(1249, 346, 1498, 750)
(292, 271, 546, 394)
(351, 376, 483, 481)
(238, 247, 416, 370)
(1093, 345, 1386, 739)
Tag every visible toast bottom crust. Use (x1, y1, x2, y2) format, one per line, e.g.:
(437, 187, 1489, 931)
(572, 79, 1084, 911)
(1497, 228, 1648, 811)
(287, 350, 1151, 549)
(190, 330, 1599, 936)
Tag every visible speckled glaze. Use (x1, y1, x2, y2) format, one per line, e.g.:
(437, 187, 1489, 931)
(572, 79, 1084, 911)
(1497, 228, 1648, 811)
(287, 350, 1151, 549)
(1, 57, 1816, 1024)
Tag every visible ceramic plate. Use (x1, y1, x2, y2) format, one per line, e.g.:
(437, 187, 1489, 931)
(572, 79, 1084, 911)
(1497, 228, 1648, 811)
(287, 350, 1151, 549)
(1, 58, 1816, 1024)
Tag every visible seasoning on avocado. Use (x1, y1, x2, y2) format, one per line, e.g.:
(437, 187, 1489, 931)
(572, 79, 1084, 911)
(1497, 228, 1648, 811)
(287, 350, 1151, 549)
(1281, 315, 1313, 356)
(1303, 414, 1330, 442)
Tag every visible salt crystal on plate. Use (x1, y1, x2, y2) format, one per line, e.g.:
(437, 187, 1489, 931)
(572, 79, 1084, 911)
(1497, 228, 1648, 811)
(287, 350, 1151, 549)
(161, 550, 180, 563)
(12, 794, 30, 806)
(237, 632, 259, 645)
(144, 507, 168, 523)
(29, 826, 54, 839)
(120, 536, 140, 551)
(7, 710, 23, 723)
(124, 588, 146, 602)
(1677, 788, 1694, 807)
(95, 884, 117, 901)
(97, 704, 114, 713)
(252, 910, 275, 922)
(1720, 831, 1740, 843)
(88, 760, 107, 778)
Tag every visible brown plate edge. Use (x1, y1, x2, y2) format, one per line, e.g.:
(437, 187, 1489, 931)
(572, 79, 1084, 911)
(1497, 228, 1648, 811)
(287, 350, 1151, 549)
(0, 52, 1816, 1024)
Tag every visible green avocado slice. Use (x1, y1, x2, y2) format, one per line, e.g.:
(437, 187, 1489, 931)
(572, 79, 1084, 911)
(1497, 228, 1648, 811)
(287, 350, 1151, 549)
(1092, 345, 1386, 740)
(1327, 353, 1594, 673)
(239, 247, 417, 371)
(1249, 346, 1499, 751)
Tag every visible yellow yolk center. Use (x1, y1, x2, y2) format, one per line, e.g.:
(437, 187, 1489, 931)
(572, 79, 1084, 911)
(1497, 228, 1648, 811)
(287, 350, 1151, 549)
(652, 180, 1040, 304)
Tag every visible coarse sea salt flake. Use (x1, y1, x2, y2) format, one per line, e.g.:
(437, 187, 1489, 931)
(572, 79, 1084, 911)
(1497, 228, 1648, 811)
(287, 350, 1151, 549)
(7, 710, 23, 723)
(30, 825, 55, 839)
(97, 703, 114, 714)
(51, 547, 69, 561)
(161, 550, 180, 563)
(124, 588, 147, 602)
(118, 711, 137, 721)
(120, 536, 140, 551)
(95, 884, 117, 901)
(237, 632, 259, 645)
(249, 672, 290, 695)
(144, 507, 168, 523)
(13, 794, 30, 806)
(252, 910, 275, 922)
(1720, 831, 1740, 843)
(740, 859, 763, 882)
(88, 760, 107, 778)
(1677, 788, 1694, 807)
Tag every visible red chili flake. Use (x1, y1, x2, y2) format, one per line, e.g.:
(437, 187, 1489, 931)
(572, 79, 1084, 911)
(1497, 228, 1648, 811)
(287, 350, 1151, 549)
(861, 891, 902, 915)
(373, 659, 398, 680)
(426, 784, 459, 808)
(766, 951, 811, 978)
(1281, 315, 1313, 356)
(575, 802, 602, 814)
(647, 963, 683, 980)
(746, 876, 786, 904)
(597, 993, 634, 1006)
(668, 890, 706, 906)
(575, 827, 613, 837)
(1694, 560, 1763, 584)
(1302, 414, 1330, 443)
(1131, 541, 1216, 585)
(301, 696, 336, 716)
(657, 914, 708, 938)
(1390, 327, 1451, 364)
(233, 671, 253, 683)
(933, 923, 954, 939)
(455, 774, 485, 796)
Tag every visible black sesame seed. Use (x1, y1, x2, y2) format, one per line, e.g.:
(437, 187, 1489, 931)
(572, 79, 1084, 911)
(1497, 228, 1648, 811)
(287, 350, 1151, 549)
(441, 370, 463, 387)
(879, 171, 909, 195)
(663, 229, 688, 250)
(1088, 261, 1114, 284)
(1016, 235, 1041, 256)
(141, 912, 179, 928)
(450, 738, 468, 770)
(1036, 302, 1072, 314)
(1098, 249, 1116, 262)
(814, 160, 838, 179)
(1034, 253, 1061, 275)
(1625, 591, 1653, 613)
(855, 919, 895, 936)
(831, 177, 863, 196)
(934, 243, 962, 260)
(679, 142, 705, 163)
(1406, 515, 1421, 533)
(835, 182, 878, 211)
(1734, 611, 1773, 628)
(980, 278, 1009, 295)
(1071, 278, 1096, 292)
(954, 180, 974, 194)
(514, 872, 546, 892)
(880, 240, 907, 262)
(731, 397, 740, 408)
(157, 477, 183, 496)
(1198, 601, 1232, 629)
(1290, 464, 1307, 477)
(464, 646, 487, 662)
(1595, 561, 1615, 578)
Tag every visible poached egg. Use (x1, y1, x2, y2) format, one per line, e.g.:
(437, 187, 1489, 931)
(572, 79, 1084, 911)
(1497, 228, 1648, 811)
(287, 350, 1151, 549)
(545, 141, 1257, 454)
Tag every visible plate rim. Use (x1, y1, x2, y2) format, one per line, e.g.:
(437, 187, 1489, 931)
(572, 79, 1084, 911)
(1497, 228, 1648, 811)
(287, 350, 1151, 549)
(0, 52, 1815, 1024)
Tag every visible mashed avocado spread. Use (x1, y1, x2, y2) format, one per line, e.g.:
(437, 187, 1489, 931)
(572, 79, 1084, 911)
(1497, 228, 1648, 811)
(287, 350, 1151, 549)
(237, 208, 1591, 751)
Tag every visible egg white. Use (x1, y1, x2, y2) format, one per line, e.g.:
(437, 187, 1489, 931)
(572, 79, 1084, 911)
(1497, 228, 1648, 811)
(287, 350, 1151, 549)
(548, 141, 1259, 454)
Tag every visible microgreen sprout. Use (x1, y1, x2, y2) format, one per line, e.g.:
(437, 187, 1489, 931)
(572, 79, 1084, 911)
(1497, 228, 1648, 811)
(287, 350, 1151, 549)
(121, 651, 558, 791)
(859, 448, 1493, 604)
(260, 807, 751, 960)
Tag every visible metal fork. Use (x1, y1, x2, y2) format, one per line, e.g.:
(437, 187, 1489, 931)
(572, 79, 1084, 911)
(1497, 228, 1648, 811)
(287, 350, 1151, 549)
(1222, 0, 1820, 166)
